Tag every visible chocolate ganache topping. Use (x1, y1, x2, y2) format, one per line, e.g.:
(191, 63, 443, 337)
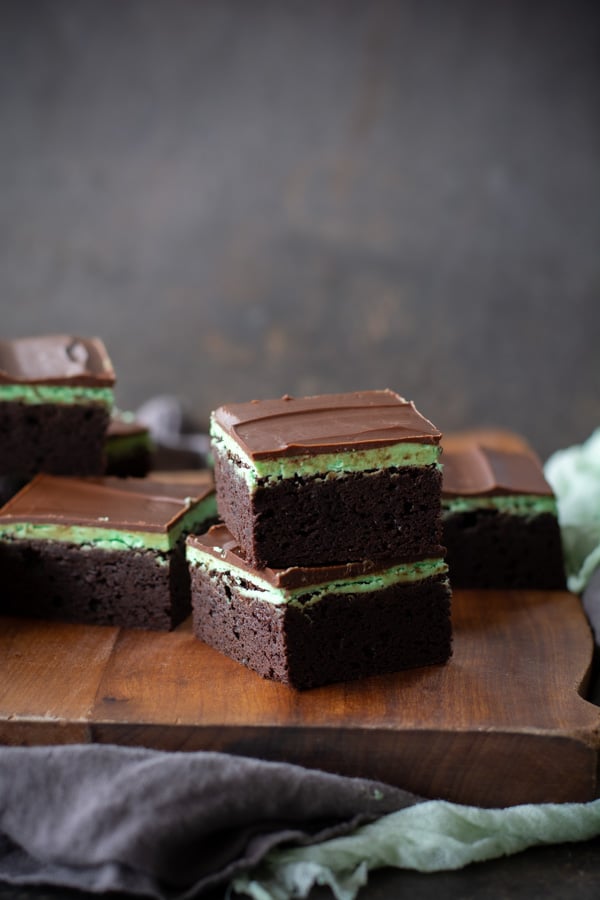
(442, 443, 554, 498)
(189, 524, 446, 588)
(0, 335, 115, 386)
(214, 389, 442, 459)
(0, 474, 213, 533)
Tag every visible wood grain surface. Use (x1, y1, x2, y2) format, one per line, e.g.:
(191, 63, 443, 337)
(1, 589, 599, 808)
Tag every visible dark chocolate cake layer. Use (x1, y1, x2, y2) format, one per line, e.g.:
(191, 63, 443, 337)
(442, 510, 566, 590)
(104, 413, 152, 478)
(104, 446, 152, 479)
(191, 569, 452, 690)
(213, 451, 443, 568)
(0, 402, 110, 477)
(0, 540, 190, 629)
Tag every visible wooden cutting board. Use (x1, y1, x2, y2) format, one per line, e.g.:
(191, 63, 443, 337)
(1, 588, 599, 809)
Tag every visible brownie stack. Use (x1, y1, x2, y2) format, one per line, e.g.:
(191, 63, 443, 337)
(188, 389, 453, 689)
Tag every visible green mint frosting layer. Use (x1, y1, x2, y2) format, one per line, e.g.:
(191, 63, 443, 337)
(0, 493, 217, 553)
(442, 494, 557, 517)
(188, 547, 448, 608)
(0, 384, 114, 409)
(210, 420, 441, 489)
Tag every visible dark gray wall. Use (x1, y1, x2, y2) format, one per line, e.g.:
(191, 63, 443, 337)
(1, 0, 599, 458)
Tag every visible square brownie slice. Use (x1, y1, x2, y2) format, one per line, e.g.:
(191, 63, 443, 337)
(0, 474, 218, 630)
(210, 390, 443, 568)
(188, 525, 452, 689)
(0, 334, 116, 477)
(441, 433, 566, 589)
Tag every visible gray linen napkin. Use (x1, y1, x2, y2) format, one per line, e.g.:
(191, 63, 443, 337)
(0, 745, 421, 898)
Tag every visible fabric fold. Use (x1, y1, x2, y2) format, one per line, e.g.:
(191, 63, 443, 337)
(0, 745, 420, 898)
(545, 428, 600, 594)
(234, 798, 600, 900)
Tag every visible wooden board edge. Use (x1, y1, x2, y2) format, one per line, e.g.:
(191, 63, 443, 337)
(2, 718, 597, 807)
(83, 722, 600, 808)
(0, 718, 92, 745)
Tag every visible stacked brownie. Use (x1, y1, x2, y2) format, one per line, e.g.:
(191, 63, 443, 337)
(188, 390, 453, 689)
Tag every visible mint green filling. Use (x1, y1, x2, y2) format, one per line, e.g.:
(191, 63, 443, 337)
(188, 547, 448, 608)
(210, 420, 441, 489)
(0, 384, 114, 409)
(442, 494, 557, 516)
(0, 493, 217, 553)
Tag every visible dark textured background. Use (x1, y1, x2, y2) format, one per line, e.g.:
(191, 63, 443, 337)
(1, 0, 599, 458)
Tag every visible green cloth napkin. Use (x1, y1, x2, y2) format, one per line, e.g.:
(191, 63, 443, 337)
(545, 427, 600, 594)
(234, 799, 600, 899)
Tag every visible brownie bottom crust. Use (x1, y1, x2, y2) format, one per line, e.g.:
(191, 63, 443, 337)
(191, 570, 452, 690)
(0, 402, 110, 477)
(442, 510, 566, 590)
(214, 451, 443, 568)
(0, 539, 191, 630)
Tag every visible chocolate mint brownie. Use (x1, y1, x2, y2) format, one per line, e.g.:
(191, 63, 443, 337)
(0, 334, 116, 477)
(188, 525, 452, 689)
(442, 434, 566, 589)
(105, 411, 153, 478)
(210, 390, 443, 568)
(0, 474, 218, 629)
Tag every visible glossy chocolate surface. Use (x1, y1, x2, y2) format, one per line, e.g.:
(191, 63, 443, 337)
(188, 524, 445, 588)
(0, 335, 115, 386)
(214, 390, 441, 459)
(0, 474, 214, 533)
(442, 442, 553, 497)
